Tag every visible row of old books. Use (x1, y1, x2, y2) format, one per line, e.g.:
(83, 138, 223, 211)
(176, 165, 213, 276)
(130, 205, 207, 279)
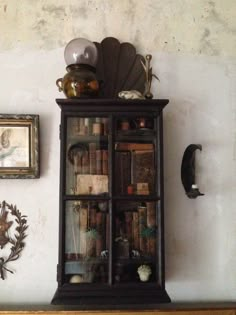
(88, 143, 108, 175)
(80, 206, 109, 258)
(115, 143, 154, 195)
(123, 202, 156, 257)
(73, 143, 108, 175)
(71, 117, 109, 136)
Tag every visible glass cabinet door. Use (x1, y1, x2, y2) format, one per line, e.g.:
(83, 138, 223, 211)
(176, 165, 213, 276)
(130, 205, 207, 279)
(114, 115, 158, 284)
(64, 116, 110, 285)
(66, 117, 109, 195)
(65, 200, 110, 284)
(115, 115, 156, 196)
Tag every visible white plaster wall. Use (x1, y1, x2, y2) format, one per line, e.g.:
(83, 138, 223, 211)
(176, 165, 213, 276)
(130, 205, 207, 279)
(0, 0, 235, 304)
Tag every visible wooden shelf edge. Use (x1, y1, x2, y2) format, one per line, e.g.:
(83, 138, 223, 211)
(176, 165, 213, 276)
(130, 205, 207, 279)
(0, 303, 235, 315)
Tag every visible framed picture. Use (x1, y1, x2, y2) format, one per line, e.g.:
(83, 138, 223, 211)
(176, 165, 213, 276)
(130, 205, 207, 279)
(0, 114, 40, 179)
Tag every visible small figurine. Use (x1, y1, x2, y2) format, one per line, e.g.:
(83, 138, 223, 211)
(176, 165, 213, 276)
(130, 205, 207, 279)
(131, 249, 140, 258)
(141, 54, 160, 99)
(137, 264, 152, 282)
(118, 90, 145, 100)
(100, 250, 108, 258)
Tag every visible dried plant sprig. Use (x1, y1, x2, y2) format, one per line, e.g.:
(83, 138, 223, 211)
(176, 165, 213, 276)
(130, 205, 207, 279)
(0, 201, 28, 280)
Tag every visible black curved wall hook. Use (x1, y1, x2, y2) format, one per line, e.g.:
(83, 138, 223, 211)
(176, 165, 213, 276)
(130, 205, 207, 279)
(181, 144, 204, 199)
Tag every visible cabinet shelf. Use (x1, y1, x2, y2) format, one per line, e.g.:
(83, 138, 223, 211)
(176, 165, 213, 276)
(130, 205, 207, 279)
(115, 257, 155, 264)
(115, 134, 155, 143)
(68, 135, 108, 144)
(113, 195, 160, 201)
(63, 194, 110, 201)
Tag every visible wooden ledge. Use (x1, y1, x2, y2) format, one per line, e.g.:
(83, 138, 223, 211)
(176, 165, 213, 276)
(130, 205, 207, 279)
(0, 304, 235, 315)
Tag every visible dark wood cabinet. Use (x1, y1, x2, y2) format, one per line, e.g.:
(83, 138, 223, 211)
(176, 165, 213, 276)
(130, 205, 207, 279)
(52, 98, 171, 306)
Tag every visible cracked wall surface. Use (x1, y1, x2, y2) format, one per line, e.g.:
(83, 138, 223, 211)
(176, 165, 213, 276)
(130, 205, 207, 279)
(0, 0, 236, 305)
(0, 0, 235, 57)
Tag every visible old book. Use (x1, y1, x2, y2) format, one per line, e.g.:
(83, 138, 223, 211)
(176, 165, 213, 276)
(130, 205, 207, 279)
(96, 212, 106, 257)
(124, 211, 133, 245)
(146, 202, 156, 227)
(78, 118, 85, 135)
(79, 206, 88, 258)
(132, 150, 154, 194)
(102, 150, 108, 175)
(138, 205, 147, 255)
(105, 212, 110, 250)
(132, 212, 139, 250)
(76, 174, 108, 195)
(115, 151, 131, 194)
(102, 118, 108, 135)
(81, 150, 89, 174)
(73, 153, 82, 174)
(146, 202, 156, 256)
(96, 150, 102, 175)
(86, 204, 97, 257)
(89, 142, 97, 174)
(70, 118, 80, 136)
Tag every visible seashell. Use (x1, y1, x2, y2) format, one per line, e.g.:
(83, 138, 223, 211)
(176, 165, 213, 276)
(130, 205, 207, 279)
(118, 90, 145, 99)
(94, 37, 146, 98)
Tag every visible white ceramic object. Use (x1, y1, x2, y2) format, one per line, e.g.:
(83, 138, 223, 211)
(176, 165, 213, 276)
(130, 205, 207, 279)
(69, 274, 83, 283)
(118, 90, 145, 99)
(137, 264, 152, 282)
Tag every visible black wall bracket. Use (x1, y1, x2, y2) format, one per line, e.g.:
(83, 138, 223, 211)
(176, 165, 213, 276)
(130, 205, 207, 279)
(181, 144, 204, 199)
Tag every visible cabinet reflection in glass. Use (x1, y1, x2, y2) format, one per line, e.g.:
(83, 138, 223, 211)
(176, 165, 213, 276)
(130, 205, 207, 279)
(66, 117, 109, 195)
(65, 200, 109, 284)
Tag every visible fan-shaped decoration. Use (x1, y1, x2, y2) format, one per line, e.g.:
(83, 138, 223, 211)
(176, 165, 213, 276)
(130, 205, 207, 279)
(94, 37, 146, 98)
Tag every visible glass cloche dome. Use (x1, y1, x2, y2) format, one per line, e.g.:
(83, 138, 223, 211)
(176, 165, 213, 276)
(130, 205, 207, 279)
(64, 38, 98, 68)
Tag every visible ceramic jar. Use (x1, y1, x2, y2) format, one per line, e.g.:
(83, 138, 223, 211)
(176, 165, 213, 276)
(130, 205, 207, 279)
(56, 64, 99, 98)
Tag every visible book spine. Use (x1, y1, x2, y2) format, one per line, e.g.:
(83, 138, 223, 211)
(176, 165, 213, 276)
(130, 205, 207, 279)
(74, 153, 82, 174)
(96, 212, 106, 257)
(78, 118, 85, 135)
(79, 206, 88, 257)
(96, 150, 102, 175)
(89, 143, 97, 174)
(102, 150, 108, 175)
(105, 212, 110, 250)
(132, 212, 139, 250)
(138, 206, 147, 255)
(146, 202, 156, 227)
(124, 211, 133, 246)
(102, 118, 108, 135)
(86, 204, 97, 257)
(81, 150, 89, 174)
(115, 151, 131, 194)
(146, 202, 156, 256)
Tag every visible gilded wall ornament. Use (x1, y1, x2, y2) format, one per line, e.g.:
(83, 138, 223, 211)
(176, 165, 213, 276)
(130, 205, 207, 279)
(0, 201, 28, 280)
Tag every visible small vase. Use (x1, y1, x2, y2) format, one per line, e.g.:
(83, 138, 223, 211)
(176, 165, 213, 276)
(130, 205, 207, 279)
(56, 64, 99, 99)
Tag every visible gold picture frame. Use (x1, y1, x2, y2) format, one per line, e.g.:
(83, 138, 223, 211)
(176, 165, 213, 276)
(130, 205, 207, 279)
(0, 114, 40, 178)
